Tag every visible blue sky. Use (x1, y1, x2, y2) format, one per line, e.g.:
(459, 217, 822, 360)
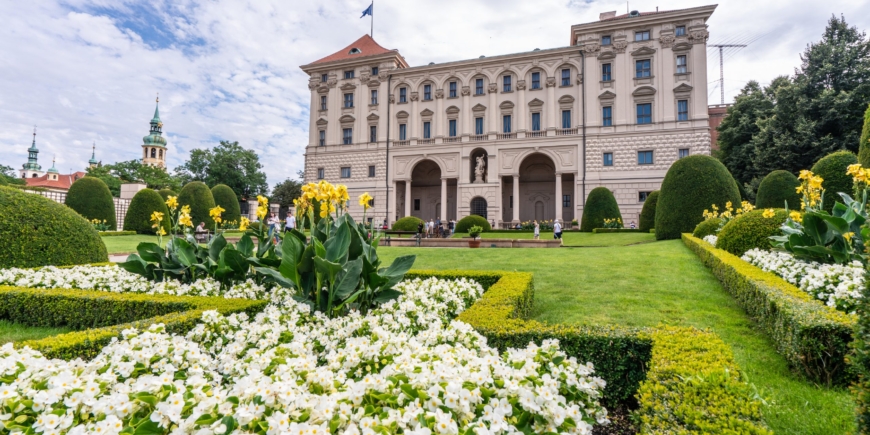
(1, 0, 868, 190)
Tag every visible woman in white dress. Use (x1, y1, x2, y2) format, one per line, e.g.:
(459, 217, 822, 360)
(533, 220, 540, 240)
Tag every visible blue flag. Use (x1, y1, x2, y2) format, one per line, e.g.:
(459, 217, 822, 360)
(361, 3, 373, 18)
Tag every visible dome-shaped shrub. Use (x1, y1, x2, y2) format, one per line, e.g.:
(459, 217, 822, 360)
(0, 187, 107, 267)
(655, 155, 741, 240)
(858, 104, 870, 168)
(811, 150, 857, 212)
(392, 216, 425, 232)
(755, 170, 801, 209)
(64, 176, 116, 229)
(123, 189, 170, 234)
(157, 188, 177, 201)
(211, 184, 241, 226)
(692, 218, 723, 239)
(638, 190, 659, 232)
(178, 181, 216, 229)
(455, 215, 491, 234)
(717, 209, 788, 256)
(580, 187, 622, 232)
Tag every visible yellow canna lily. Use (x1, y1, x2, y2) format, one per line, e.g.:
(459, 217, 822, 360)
(762, 209, 775, 219)
(165, 196, 178, 210)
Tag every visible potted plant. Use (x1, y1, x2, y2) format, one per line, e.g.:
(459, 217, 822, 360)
(467, 225, 483, 248)
(571, 219, 579, 230)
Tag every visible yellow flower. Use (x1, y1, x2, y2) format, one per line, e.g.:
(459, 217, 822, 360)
(257, 195, 269, 206)
(762, 209, 775, 219)
(181, 205, 191, 215)
(165, 196, 178, 210)
(789, 211, 802, 223)
(239, 216, 250, 231)
(209, 205, 225, 224)
(156, 227, 166, 236)
(844, 232, 855, 242)
(359, 192, 373, 210)
(150, 211, 164, 224)
(179, 212, 193, 227)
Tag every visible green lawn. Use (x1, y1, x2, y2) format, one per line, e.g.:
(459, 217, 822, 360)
(451, 231, 656, 246)
(0, 320, 71, 344)
(378, 239, 855, 435)
(101, 235, 163, 254)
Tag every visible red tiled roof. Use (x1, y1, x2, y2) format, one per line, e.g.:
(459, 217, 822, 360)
(308, 35, 400, 66)
(24, 171, 87, 190)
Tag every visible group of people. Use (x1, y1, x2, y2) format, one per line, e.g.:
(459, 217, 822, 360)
(416, 217, 455, 238)
(526, 219, 563, 240)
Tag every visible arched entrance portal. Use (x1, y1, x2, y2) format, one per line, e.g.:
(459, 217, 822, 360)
(404, 160, 458, 222)
(501, 153, 574, 224)
(470, 197, 487, 219)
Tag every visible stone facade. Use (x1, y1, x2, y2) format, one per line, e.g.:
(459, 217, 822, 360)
(301, 5, 716, 227)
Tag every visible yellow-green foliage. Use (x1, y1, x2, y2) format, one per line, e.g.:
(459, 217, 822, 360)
(634, 326, 771, 434)
(716, 208, 788, 256)
(692, 217, 723, 238)
(2, 285, 266, 360)
(683, 234, 854, 385)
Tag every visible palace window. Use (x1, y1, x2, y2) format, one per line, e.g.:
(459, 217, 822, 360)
(343, 93, 354, 108)
(602, 106, 612, 126)
(399, 124, 407, 141)
(317, 168, 324, 179)
(371, 66, 379, 76)
(449, 81, 457, 98)
(369, 165, 376, 177)
(343, 128, 353, 144)
(635, 60, 651, 78)
(318, 130, 325, 146)
(563, 194, 571, 208)
(602, 35, 611, 45)
(679, 148, 690, 159)
(449, 119, 457, 137)
(344, 70, 355, 79)
(531, 72, 541, 89)
(503, 75, 512, 92)
(561, 69, 570, 86)
(340, 167, 351, 178)
(399, 87, 407, 103)
(531, 112, 541, 131)
(321, 74, 327, 82)
(677, 100, 689, 121)
(603, 152, 613, 166)
(423, 121, 431, 139)
(635, 30, 650, 41)
(637, 150, 654, 165)
(371, 90, 378, 105)
(370, 125, 377, 142)
(637, 103, 652, 124)
(414, 199, 420, 211)
(561, 110, 571, 129)
(639, 191, 652, 202)
(676, 55, 687, 74)
(475, 78, 484, 95)
(320, 95, 327, 110)
(602, 63, 612, 81)
(475, 117, 484, 135)
(502, 115, 512, 133)
(424, 84, 432, 100)
(675, 26, 686, 36)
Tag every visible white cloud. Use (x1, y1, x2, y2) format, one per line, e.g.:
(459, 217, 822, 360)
(0, 0, 868, 187)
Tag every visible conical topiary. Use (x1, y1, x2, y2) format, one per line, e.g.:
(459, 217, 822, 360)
(858, 104, 870, 168)
(211, 184, 242, 227)
(64, 176, 116, 230)
(638, 190, 659, 232)
(811, 150, 857, 212)
(123, 188, 171, 234)
(580, 187, 621, 232)
(157, 188, 177, 201)
(178, 181, 216, 229)
(755, 170, 801, 209)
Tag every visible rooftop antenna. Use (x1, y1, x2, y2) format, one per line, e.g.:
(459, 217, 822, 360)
(709, 44, 747, 104)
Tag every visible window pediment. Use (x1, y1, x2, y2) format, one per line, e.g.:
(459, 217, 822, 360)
(366, 113, 380, 121)
(446, 105, 460, 114)
(472, 103, 487, 112)
(631, 46, 657, 57)
(598, 90, 617, 100)
(339, 114, 356, 123)
(499, 101, 515, 109)
(597, 51, 616, 60)
(558, 95, 575, 104)
(528, 98, 544, 107)
(316, 117, 329, 126)
(340, 83, 356, 91)
(673, 42, 692, 52)
(673, 83, 693, 93)
(420, 108, 434, 117)
(396, 110, 409, 119)
(632, 85, 657, 97)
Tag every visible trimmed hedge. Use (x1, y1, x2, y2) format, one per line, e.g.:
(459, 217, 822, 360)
(638, 190, 659, 232)
(123, 188, 170, 235)
(455, 215, 492, 234)
(683, 234, 854, 385)
(178, 181, 216, 229)
(716, 208, 787, 256)
(592, 228, 641, 233)
(755, 170, 801, 209)
(852, 255, 870, 432)
(157, 188, 177, 201)
(860, 103, 870, 168)
(211, 184, 242, 225)
(655, 155, 741, 240)
(692, 218, 723, 239)
(634, 326, 771, 434)
(98, 231, 137, 236)
(392, 216, 424, 232)
(4, 285, 267, 360)
(580, 187, 621, 232)
(64, 176, 116, 229)
(0, 187, 108, 268)
(811, 150, 857, 212)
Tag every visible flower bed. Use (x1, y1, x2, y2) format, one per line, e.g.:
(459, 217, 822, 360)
(742, 248, 864, 313)
(0, 277, 610, 435)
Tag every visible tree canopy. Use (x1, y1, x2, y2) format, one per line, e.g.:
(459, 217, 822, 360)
(174, 140, 268, 199)
(86, 160, 181, 197)
(271, 171, 304, 217)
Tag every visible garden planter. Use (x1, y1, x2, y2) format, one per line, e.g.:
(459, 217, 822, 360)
(468, 239, 481, 248)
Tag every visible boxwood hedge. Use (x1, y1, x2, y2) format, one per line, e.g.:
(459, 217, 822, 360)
(811, 150, 857, 212)
(859, 103, 870, 167)
(755, 170, 801, 209)
(638, 190, 659, 232)
(692, 217, 723, 238)
(64, 176, 116, 229)
(392, 216, 424, 231)
(455, 214, 491, 233)
(123, 188, 170, 234)
(157, 188, 177, 201)
(580, 187, 621, 232)
(178, 181, 216, 228)
(716, 208, 787, 256)
(211, 184, 241, 225)
(0, 187, 108, 268)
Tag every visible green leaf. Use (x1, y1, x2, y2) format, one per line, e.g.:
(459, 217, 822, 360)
(208, 233, 227, 262)
(333, 258, 363, 299)
(118, 254, 150, 277)
(314, 257, 343, 283)
(280, 233, 304, 288)
(172, 238, 198, 268)
(325, 222, 351, 263)
(133, 420, 163, 435)
(373, 289, 403, 304)
(136, 243, 166, 263)
(253, 267, 296, 289)
(236, 234, 254, 257)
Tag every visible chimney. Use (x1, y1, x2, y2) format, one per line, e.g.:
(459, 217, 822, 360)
(599, 11, 617, 20)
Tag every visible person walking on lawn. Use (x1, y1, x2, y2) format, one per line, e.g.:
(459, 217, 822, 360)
(534, 220, 540, 240)
(553, 219, 562, 240)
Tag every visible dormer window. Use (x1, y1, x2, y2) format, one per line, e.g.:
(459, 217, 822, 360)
(349, 47, 362, 54)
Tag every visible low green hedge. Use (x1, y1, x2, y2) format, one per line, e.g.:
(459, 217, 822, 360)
(592, 228, 641, 233)
(4, 286, 266, 360)
(98, 231, 137, 237)
(683, 234, 854, 385)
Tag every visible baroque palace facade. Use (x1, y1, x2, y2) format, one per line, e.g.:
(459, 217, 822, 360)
(301, 5, 715, 226)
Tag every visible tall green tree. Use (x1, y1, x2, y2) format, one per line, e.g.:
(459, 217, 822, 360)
(86, 160, 181, 197)
(716, 80, 775, 185)
(271, 171, 304, 217)
(0, 165, 25, 186)
(174, 140, 268, 199)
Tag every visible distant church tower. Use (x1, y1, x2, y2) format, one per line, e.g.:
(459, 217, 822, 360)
(89, 142, 99, 168)
(19, 126, 44, 178)
(142, 97, 167, 168)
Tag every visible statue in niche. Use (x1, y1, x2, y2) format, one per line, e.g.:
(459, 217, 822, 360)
(473, 155, 487, 184)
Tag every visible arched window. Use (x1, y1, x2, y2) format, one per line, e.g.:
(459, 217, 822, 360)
(159, 149, 163, 158)
(470, 197, 488, 219)
(151, 148, 156, 158)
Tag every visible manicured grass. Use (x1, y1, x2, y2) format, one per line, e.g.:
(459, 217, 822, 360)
(451, 231, 656, 246)
(0, 320, 71, 344)
(378, 238, 855, 435)
(101, 235, 162, 254)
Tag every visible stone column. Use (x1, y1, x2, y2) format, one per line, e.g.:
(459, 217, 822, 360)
(461, 87, 470, 136)
(389, 180, 397, 224)
(435, 91, 444, 137)
(488, 84, 497, 133)
(410, 94, 419, 139)
(517, 83, 526, 132)
(546, 77, 556, 130)
(498, 176, 504, 227)
(404, 180, 412, 218)
(440, 178, 448, 221)
(512, 174, 520, 224)
(555, 172, 563, 223)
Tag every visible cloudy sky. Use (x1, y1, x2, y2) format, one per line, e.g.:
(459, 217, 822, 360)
(1, 0, 868, 188)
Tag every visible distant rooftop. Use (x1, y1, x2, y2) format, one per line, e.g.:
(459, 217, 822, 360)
(305, 34, 406, 67)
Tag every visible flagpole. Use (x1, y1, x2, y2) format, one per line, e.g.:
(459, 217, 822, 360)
(371, 0, 374, 38)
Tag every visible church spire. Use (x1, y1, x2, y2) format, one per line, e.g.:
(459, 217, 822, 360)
(89, 142, 98, 167)
(47, 155, 58, 174)
(22, 126, 41, 171)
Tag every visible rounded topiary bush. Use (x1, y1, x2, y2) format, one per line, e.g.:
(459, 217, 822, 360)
(157, 188, 177, 201)
(455, 215, 491, 234)
(580, 187, 622, 232)
(638, 190, 659, 232)
(692, 218, 723, 239)
(392, 216, 424, 232)
(123, 189, 170, 234)
(0, 187, 108, 267)
(655, 155, 741, 240)
(755, 170, 801, 209)
(716, 209, 788, 256)
(64, 176, 116, 229)
(211, 184, 241, 226)
(811, 150, 857, 211)
(178, 181, 216, 229)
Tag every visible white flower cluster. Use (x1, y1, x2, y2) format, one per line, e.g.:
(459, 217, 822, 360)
(0, 277, 608, 434)
(742, 249, 864, 312)
(0, 266, 289, 302)
(702, 235, 718, 247)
